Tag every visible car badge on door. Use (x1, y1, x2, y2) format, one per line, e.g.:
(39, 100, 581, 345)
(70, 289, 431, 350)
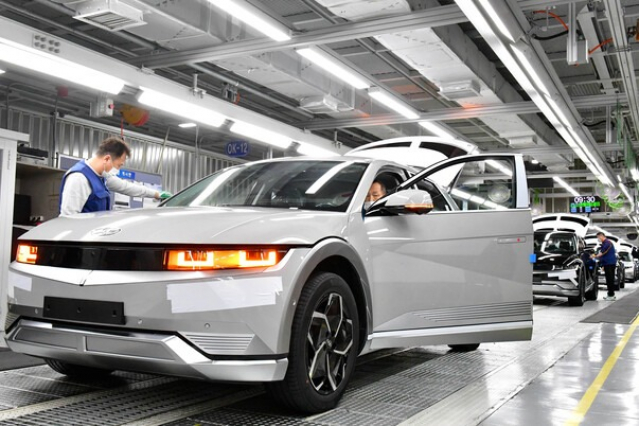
(91, 227, 122, 236)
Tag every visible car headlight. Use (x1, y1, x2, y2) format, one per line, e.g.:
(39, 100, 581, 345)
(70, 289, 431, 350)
(164, 249, 284, 271)
(16, 244, 38, 264)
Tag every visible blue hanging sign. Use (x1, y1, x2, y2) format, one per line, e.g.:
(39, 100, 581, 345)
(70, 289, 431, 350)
(117, 169, 136, 180)
(226, 141, 250, 158)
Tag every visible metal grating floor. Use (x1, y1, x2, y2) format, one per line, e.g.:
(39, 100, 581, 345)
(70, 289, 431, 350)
(1, 288, 635, 426)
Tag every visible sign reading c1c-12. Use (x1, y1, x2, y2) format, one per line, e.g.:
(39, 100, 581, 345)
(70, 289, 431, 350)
(226, 141, 250, 158)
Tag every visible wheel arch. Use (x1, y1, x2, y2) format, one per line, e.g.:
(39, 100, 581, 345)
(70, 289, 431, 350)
(280, 238, 372, 355)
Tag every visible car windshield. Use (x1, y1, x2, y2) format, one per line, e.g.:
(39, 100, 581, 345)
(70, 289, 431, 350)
(163, 160, 369, 212)
(534, 232, 575, 254)
(619, 252, 632, 262)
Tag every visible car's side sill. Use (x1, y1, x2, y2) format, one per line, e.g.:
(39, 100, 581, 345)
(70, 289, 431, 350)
(367, 321, 533, 350)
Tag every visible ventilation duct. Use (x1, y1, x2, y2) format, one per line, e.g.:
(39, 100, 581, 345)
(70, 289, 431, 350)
(300, 94, 354, 113)
(63, 0, 147, 32)
(438, 80, 481, 101)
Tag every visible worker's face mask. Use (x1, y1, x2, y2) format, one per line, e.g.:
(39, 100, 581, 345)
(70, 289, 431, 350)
(103, 157, 120, 178)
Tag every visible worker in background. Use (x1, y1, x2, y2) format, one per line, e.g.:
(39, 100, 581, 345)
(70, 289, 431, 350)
(364, 180, 387, 209)
(592, 232, 617, 301)
(59, 137, 171, 216)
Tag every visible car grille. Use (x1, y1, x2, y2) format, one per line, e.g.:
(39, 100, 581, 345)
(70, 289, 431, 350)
(21, 242, 165, 270)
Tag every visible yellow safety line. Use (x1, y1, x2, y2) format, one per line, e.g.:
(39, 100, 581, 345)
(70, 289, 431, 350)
(564, 314, 639, 426)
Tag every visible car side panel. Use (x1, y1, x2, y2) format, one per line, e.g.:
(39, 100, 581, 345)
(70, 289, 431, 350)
(365, 209, 533, 340)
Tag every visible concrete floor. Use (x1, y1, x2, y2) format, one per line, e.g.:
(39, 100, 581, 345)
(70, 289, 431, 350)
(1, 284, 638, 425)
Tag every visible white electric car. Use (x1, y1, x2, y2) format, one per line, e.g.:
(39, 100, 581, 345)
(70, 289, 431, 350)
(6, 139, 533, 413)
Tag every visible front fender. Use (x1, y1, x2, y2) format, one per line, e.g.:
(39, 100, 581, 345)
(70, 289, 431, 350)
(277, 238, 371, 355)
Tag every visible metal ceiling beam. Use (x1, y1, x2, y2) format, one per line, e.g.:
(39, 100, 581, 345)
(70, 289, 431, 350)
(297, 94, 628, 130)
(603, 0, 639, 142)
(494, 143, 629, 156)
(128, 6, 466, 69)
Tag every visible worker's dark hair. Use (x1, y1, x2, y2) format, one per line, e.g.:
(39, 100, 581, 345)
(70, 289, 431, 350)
(96, 137, 131, 159)
(596, 232, 606, 237)
(373, 180, 387, 193)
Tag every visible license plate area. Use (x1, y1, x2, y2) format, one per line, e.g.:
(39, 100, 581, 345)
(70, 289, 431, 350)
(43, 297, 125, 325)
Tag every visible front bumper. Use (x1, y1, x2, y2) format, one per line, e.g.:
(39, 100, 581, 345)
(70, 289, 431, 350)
(532, 269, 579, 297)
(6, 319, 288, 382)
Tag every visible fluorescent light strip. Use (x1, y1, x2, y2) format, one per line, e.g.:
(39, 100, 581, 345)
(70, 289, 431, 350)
(478, 0, 515, 42)
(296, 47, 369, 89)
(553, 176, 580, 197)
(178, 123, 197, 128)
(0, 41, 124, 94)
(369, 89, 420, 119)
(0, 68, 5, 74)
(138, 88, 227, 128)
(230, 120, 291, 148)
(207, 0, 290, 41)
(419, 121, 455, 139)
(511, 46, 550, 96)
(486, 159, 513, 177)
(306, 162, 353, 194)
(297, 142, 337, 157)
(545, 96, 572, 128)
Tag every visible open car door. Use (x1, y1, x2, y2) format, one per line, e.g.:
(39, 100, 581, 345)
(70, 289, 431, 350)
(366, 154, 533, 350)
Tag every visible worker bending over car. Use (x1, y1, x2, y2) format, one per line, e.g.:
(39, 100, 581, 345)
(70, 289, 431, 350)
(59, 137, 171, 215)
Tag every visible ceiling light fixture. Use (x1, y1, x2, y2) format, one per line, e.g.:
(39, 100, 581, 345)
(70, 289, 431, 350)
(0, 68, 5, 74)
(178, 122, 197, 128)
(296, 47, 370, 89)
(230, 120, 291, 148)
(0, 40, 125, 94)
(368, 87, 420, 120)
(531, 159, 540, 164)
(478, 0, 515, 42)
(297, 142, 337, 157)
(511, 45, 550, 96)
(457, 0, 614, 188)
(419, 121, 455, 139)
(138, 87, 227, 128)
(487, 159, 513, 177)
(553, 176, 580, 197)
(207, 0, 291, 41)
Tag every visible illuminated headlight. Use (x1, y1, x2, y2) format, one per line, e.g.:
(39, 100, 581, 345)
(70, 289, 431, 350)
(16, 244, 38, 264)
(164, 249, 284, 271)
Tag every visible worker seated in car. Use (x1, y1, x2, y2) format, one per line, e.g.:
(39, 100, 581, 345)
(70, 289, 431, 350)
(364, 181, 387, 209)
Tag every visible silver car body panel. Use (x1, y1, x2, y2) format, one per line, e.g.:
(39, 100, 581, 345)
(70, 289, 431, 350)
(6, 154, 533, 382)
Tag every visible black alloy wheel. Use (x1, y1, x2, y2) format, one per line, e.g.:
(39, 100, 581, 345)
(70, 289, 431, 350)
(568, 266, 586, 306)
(266, 272, 359, 413)
(45, 359, 113, 377)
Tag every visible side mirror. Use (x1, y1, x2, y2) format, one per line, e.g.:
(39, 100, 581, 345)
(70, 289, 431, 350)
(368, 189, 434, 215)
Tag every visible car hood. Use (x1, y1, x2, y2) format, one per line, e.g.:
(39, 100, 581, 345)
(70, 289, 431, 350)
(534, 252, 572, 268)
(20, 207, 349, 245)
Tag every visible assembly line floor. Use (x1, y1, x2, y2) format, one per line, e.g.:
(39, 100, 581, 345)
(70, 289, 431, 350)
(1, 285, 638, 426)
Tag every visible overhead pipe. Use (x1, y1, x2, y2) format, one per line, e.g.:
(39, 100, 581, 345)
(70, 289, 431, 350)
(603, 0, 639, 143)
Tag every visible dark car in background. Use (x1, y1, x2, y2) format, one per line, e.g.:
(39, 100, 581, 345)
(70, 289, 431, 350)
(532, 230, 598, 306)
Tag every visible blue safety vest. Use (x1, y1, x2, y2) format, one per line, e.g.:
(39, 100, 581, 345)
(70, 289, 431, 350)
(59, 161, 111, 213)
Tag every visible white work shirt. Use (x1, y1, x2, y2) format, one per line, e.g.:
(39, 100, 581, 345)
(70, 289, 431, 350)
(60, 163, 157, 216)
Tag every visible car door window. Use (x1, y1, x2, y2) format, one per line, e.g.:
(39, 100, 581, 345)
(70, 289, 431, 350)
(422, 158, 515, 211)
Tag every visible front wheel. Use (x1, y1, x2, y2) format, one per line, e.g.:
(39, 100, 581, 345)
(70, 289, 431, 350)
(45, 359, 113, 377)
(266, 272, 359, 414)
(585, 274, 599, 301)
(568, 267, 586, 306)
(618, 267, 625, 289)
(448, 343, 480, 352)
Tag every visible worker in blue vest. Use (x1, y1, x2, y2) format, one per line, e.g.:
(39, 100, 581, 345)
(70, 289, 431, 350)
(59, 137, 171, 215)
(592, 232, 618, 301)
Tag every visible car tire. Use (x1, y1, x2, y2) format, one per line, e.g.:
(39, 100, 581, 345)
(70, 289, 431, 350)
(45, 359, 113, 377)
(448, 343, 480, 352)
(568, 267, 586, 307)
(618, 268, 625, 289)
(585, 274, 599, 301)
(266, 272, 359, 414)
